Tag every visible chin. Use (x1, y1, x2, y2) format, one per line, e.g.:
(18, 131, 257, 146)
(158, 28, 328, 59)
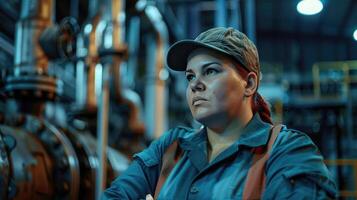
(192, 109, 228, 127)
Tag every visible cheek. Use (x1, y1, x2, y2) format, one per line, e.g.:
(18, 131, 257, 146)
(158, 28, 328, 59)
(186, 87, 192, 108)
(212, 79, 244, 107)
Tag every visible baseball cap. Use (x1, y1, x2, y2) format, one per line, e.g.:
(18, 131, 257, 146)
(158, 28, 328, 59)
(166, 27, 260, 79)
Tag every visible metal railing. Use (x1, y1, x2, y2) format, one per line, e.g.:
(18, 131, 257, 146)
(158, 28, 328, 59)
(312, 61, 357, 98)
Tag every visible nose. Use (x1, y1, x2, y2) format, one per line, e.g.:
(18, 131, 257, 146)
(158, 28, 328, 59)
(190, 77, 206, 92)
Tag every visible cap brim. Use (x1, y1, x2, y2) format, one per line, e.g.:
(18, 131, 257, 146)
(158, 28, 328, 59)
(166, 40, 230, 71)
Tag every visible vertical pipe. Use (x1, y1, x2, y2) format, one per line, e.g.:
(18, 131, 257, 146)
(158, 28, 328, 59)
(15, 0, 53, 72)
(144, 5, 169, 138)
(145, 35, 156, 139)
(215, 0, 226, 27)
(176, 5, 187, 38)
(8, 0, 56, 115)
(126, 16, 140, 88)
(245, 0, 256, 43)
(95, 64, 110, 200)
(144, 14, 153, 138)
(99, 0, 127, 101)
(229, 0, 241, 30)
(96, 0, 127, 198)
(75, 0, 100, 111)
(75, 58, 86, 107)
(189, 4, 201, 38)
(89, 0, 100, 19)
(70, 0, 79, 19)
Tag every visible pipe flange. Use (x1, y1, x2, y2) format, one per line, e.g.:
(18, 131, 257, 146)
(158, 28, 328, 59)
(61, 127, 97, 199)
(38, 119, 79, 199)
(4, 75, 59, 100)
(98, 47, 128, 59)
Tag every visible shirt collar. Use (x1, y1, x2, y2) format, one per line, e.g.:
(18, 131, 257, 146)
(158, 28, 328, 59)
(236, 113, 272, 148)
(178, 113, 272, 150)
(178, 126, 206, 151)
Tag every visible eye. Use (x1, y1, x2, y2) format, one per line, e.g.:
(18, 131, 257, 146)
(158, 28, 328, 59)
(185, 73, 195, 82)
(204, 68, 219, 76)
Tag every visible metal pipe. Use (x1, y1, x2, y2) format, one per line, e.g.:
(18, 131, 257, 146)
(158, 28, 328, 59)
(89, 0, 100, 19)
(112, 11, 146, 137)
(95, 0, 127, 198)
(215, 0, 227, 27)
(98, 0, 127, 102)
(188, 4, 201, 38)
(75, 0, 101, 111)
(0, 35, 14, 56)
(95, 64, 110, 200)
(70, 0, 79, 19)
(15, 0, 53, 73)
(141, 2, 169, 138)
(244, 0, 256, 43)
(5, 0, 57, 115)
(126, 16, 140, 88)
(229, 0, 241, 30)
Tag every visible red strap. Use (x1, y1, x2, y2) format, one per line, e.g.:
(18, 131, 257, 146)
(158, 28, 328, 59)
(242, 124, 283, 200)
(154, 140, 183, 199)
(154, 125, 283, 199)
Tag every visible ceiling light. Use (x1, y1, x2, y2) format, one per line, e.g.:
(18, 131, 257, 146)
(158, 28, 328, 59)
(297, 0, 323, 15)
(353, 29, 357, 41)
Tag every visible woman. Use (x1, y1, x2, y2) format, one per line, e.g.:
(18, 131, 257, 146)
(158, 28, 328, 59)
(103, 27, 337, 199)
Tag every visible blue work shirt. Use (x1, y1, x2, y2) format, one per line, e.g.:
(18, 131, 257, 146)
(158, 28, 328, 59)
(103, 114, 337, 199)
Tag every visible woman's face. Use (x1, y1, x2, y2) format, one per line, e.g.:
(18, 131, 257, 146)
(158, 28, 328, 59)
(185, 48, 249, 129)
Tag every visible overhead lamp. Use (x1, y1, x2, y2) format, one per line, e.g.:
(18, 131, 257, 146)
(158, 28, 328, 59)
(297, 0, 323, 15)
(353, 29, 357, 41)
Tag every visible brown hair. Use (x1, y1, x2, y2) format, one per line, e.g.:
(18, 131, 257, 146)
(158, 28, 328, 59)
(253, 93, 273, 124)
(234, 62, 273, 125)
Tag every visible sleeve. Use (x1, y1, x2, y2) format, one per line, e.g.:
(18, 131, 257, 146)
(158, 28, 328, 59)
(262, 129, 338, 200)
(102, 159, 159, 200)
(102, 127, 191, 200)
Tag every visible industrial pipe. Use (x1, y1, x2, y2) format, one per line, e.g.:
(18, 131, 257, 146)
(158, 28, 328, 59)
(137, 0, 169, 138)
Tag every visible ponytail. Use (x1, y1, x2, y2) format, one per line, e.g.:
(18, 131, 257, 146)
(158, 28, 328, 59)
(253, 93, 273, 124)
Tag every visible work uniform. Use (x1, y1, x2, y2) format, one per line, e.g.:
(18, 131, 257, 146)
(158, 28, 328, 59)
(103, 114, 337, 199)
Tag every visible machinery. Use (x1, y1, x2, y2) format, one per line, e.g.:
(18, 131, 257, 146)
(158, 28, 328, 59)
(0, 0, 137, 199)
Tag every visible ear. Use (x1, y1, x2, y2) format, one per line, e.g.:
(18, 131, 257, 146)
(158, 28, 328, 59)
(244, 72, 258, 97)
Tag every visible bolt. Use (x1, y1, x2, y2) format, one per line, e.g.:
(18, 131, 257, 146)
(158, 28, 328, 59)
(58, 157, 69, 170)
(50, 135, 61, 148)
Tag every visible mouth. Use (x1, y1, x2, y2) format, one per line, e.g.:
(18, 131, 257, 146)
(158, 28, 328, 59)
(192, 97, 208, 106)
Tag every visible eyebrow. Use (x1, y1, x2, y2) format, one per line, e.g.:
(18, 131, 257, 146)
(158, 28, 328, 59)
(185, 62, 221, 74)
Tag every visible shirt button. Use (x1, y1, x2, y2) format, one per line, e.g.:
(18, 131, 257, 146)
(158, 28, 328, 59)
(190, 187, 199, 193)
